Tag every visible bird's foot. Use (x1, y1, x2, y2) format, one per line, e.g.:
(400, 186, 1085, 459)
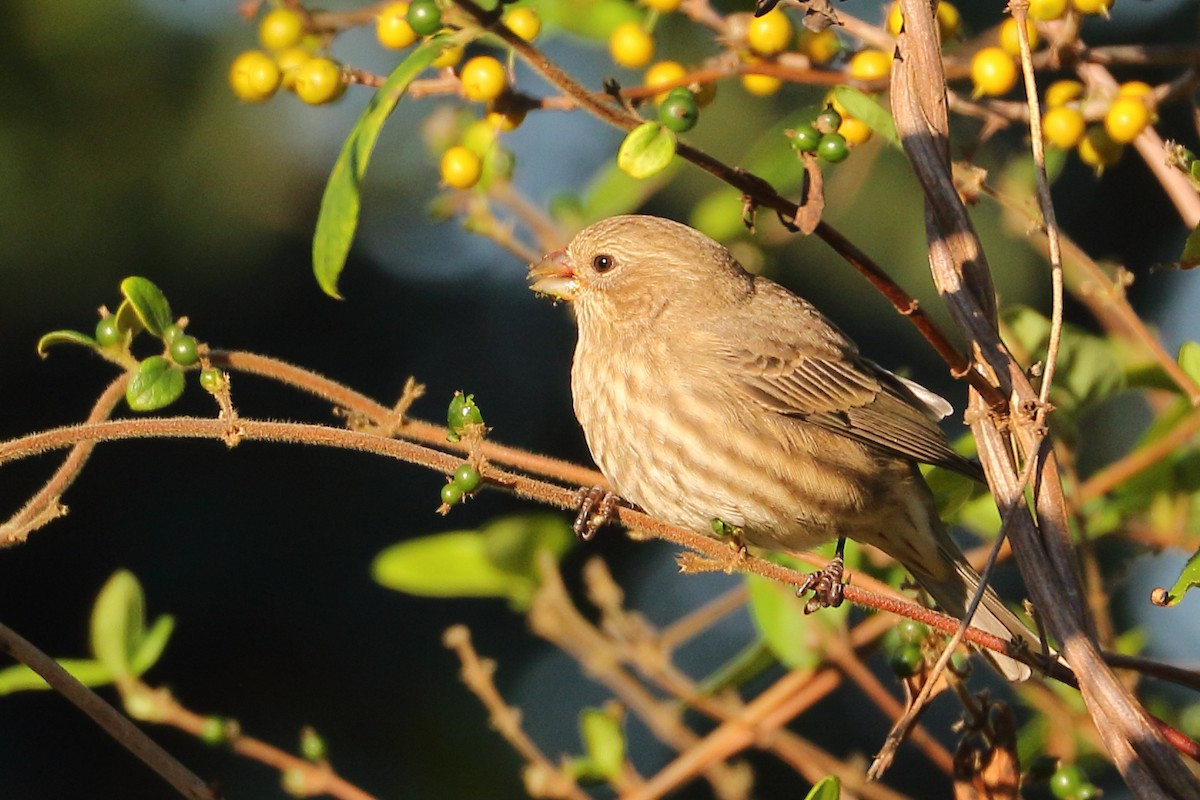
(797, 555, 846, 614)
(573, 486, 620, 540)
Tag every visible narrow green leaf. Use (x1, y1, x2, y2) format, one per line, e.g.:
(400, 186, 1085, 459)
(125, 356, 185, 411)
(746, 573, 822, 669)
(130, 615, 175, 675)
(696, 638, 777, 695)
(1159, 548, 1200, 607)
(832, 86, 899, 147)
(372, 530, 533, 603)
(579, 708, 625, 781)
(313, 35, 451, 299)
(0, 658, 115, 695)
(36, 329, 97, 357)
(119, 277, 173, 336)
(804, 776, 841, 800)
(89, 570, 146, 680)
(616, 122, 677, 180)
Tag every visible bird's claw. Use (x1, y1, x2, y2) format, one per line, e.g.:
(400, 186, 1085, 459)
(573, 486, 620, 540)
(797, 555, 846, 614)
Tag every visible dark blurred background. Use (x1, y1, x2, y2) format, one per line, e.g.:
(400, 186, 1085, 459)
(1, 0, 1198, 797)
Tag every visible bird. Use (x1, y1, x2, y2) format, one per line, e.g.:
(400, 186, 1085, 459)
(528, 214, 1046, 681)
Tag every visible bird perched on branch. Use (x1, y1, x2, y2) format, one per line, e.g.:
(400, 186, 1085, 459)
(529, 214, 1046, 681)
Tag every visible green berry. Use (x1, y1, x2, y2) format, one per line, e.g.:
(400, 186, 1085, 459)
(200, 716, 228, 746)
(815, 108, 842, 134)
(896, 618, 929, 645)
(299, 726, 327, 762)
(163, 323, 184, 343)
(1076, 785, 1100, 800)
(95, 316, 122, 347)
(169, 334, 199, 366)
(441, 482, 464, 505)
(659, 89, 698, 133)
(454, 463, 482, 492)
(199, 368, 224, 393)
(407, 0, 442, 36)
(889, 643, 923, 678)
(1049, 763, 1086, 799)
(817, 132, 849, 163)
(789, 123, 821, 153)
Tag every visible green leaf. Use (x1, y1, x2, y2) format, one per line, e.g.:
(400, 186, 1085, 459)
(130, 614, 175, 675)
(125, 356, 185, 411)
(1179, 342, 1200, 386)
(1157, 548, 1200, 607)
(696, 638, 777, 695)
(481, 514, 574, 578)
(832, 86, 899, 147)
(616, 122, 677, 180)
(372, 529, 536, 608)
(115, 299, 146, 338)
(804, 776, 841, 800)
(36, 329, 97, 357)
(89, 570, 146, 680)
(119, 277, 173, 336)
(578, 708, 625, 781)
(313, 35, 451, 299)
(690, 188, 746, 243)
(1181, 223, 1200, 266)
(0, 658, 115, 695)
(746, 573, 822, 669)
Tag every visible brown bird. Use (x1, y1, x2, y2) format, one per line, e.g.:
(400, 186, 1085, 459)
(529, 214, 1045, 681)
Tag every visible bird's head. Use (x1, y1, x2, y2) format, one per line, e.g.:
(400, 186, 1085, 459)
(528, 215, 751, 325)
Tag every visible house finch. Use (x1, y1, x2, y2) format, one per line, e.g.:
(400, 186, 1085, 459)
(530, 214, 1043, 681)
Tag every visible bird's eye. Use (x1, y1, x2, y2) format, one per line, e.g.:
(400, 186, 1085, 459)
(592, 254, 615, 273)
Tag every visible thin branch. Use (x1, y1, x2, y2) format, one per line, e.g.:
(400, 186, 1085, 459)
(0, 620, 217, 800)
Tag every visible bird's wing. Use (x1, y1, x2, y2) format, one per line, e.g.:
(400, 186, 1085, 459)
(716, 283, 982, 479)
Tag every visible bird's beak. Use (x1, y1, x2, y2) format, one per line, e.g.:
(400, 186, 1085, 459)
(528, 248, 578, 301)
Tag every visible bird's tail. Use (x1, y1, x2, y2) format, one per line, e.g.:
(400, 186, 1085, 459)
(904, 522, 1059, 682)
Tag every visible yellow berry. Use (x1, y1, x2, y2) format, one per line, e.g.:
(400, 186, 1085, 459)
(431, 40, 465, 68)
(741, 71, 781, 97)
(293, 57, 346, 105)
(1041, 106, 1085, 148)
(460, 55, 507, 102)
(848, 49, 891, 82)
(609, 22, 655, 69)
(1029, 0, 1068, 20)
(999, 17, 1038, 56)
(643, 0, 682, 12)
(1078, 125, 1123, 171)
(229, 50, 282, 103)
(1104, 96, 1150, 143)
(971, 47, 1017, 97)
(746, 9, 793, 58)
(275, 46, 313, 89)
(259, 7, 306, 52)
(887, 2, 959, 40)
(644, 60, 688, 103)
(885, 2, 903, 36)
(377, 2, 419, 49)
(441, 145, 482, 189)
(1118, 80, 1153, 100)
(502, 7, 541, 40)
(1044, 79, 1084, 107)
(837, 115, 872, 146)
(1071, 0, 1113, 14)
(796, 28, 840, 64)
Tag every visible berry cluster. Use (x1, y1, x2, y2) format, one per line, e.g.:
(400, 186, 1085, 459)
(229, 7, 347, 105)
(786, 103, 870, 165)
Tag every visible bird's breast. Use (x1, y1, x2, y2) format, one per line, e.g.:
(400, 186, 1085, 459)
(570, 332, 901, 552)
